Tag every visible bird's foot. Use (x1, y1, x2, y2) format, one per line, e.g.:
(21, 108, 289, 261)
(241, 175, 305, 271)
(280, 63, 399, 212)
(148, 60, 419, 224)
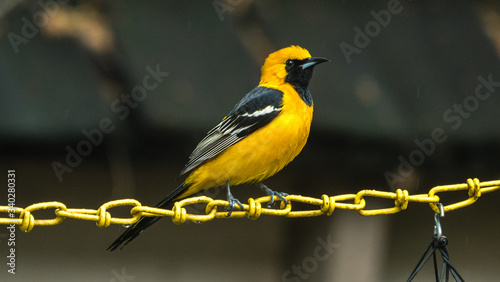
(226, 182, 243, 217)
(256, 183, 288, 208)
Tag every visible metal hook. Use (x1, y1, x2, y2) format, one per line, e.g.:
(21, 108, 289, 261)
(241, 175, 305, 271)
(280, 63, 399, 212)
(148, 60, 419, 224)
(433, 203, 445, 238)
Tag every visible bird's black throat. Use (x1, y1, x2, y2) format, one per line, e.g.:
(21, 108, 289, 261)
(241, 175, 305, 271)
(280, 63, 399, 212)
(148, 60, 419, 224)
(285, 59, 315, 106)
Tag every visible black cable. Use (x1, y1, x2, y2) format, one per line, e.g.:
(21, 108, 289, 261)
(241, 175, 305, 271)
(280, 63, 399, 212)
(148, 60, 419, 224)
(407, 235, 465, 282)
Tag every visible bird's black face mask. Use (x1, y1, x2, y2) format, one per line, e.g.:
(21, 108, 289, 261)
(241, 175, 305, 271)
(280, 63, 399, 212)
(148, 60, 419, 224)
(285, 57, 329, 106)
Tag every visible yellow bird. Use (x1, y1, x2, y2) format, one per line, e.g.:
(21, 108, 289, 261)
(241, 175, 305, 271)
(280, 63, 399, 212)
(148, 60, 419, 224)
(108, 45, 328, 251)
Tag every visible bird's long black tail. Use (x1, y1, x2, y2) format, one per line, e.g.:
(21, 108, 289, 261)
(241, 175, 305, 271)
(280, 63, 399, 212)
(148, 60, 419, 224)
(107, 183, 188, 252)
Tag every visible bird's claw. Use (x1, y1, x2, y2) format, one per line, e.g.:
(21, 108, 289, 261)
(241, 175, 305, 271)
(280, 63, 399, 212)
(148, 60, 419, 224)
(272, 191, 289, 205)
(226, 183, 243, 217)
(257, 183, 288, 208)
(226, 197, 243, 217)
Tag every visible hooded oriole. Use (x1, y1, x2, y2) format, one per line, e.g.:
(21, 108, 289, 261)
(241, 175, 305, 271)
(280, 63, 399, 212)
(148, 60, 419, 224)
(107, 45, 328, 251)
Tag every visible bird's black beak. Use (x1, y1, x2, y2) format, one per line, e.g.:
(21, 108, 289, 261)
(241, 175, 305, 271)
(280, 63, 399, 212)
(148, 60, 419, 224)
(300, 57, 330, 70)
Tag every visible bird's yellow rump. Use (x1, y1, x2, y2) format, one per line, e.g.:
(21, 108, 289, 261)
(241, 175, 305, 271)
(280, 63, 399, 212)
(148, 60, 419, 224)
(108, 45, 328, 251)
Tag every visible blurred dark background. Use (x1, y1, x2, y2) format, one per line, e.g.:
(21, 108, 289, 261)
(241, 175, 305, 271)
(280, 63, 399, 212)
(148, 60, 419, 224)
(1, 0, 499, 281)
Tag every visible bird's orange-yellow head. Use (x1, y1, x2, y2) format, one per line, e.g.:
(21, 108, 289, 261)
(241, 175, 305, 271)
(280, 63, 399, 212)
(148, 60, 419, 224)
(260, 46, 311, 85)
(259, 46, 328, 92)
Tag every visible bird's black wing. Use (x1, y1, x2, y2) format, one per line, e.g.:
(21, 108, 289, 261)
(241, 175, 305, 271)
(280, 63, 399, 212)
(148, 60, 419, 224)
(180, 86, 283, 175)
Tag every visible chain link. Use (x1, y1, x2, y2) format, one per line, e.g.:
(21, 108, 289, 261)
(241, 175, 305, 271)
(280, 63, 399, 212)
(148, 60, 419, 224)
(1, 178, 498, 232)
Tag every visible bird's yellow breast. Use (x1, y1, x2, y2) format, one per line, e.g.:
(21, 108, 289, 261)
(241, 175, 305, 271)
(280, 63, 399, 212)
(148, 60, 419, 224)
(182, 84, 313, 196)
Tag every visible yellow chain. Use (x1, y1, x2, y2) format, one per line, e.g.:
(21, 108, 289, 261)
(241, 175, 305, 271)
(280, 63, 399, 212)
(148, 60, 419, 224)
(1, 178, 498, 232)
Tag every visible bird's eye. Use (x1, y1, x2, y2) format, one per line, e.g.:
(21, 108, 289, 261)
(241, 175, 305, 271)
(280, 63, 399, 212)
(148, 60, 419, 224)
(286, 59, 294, 67)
